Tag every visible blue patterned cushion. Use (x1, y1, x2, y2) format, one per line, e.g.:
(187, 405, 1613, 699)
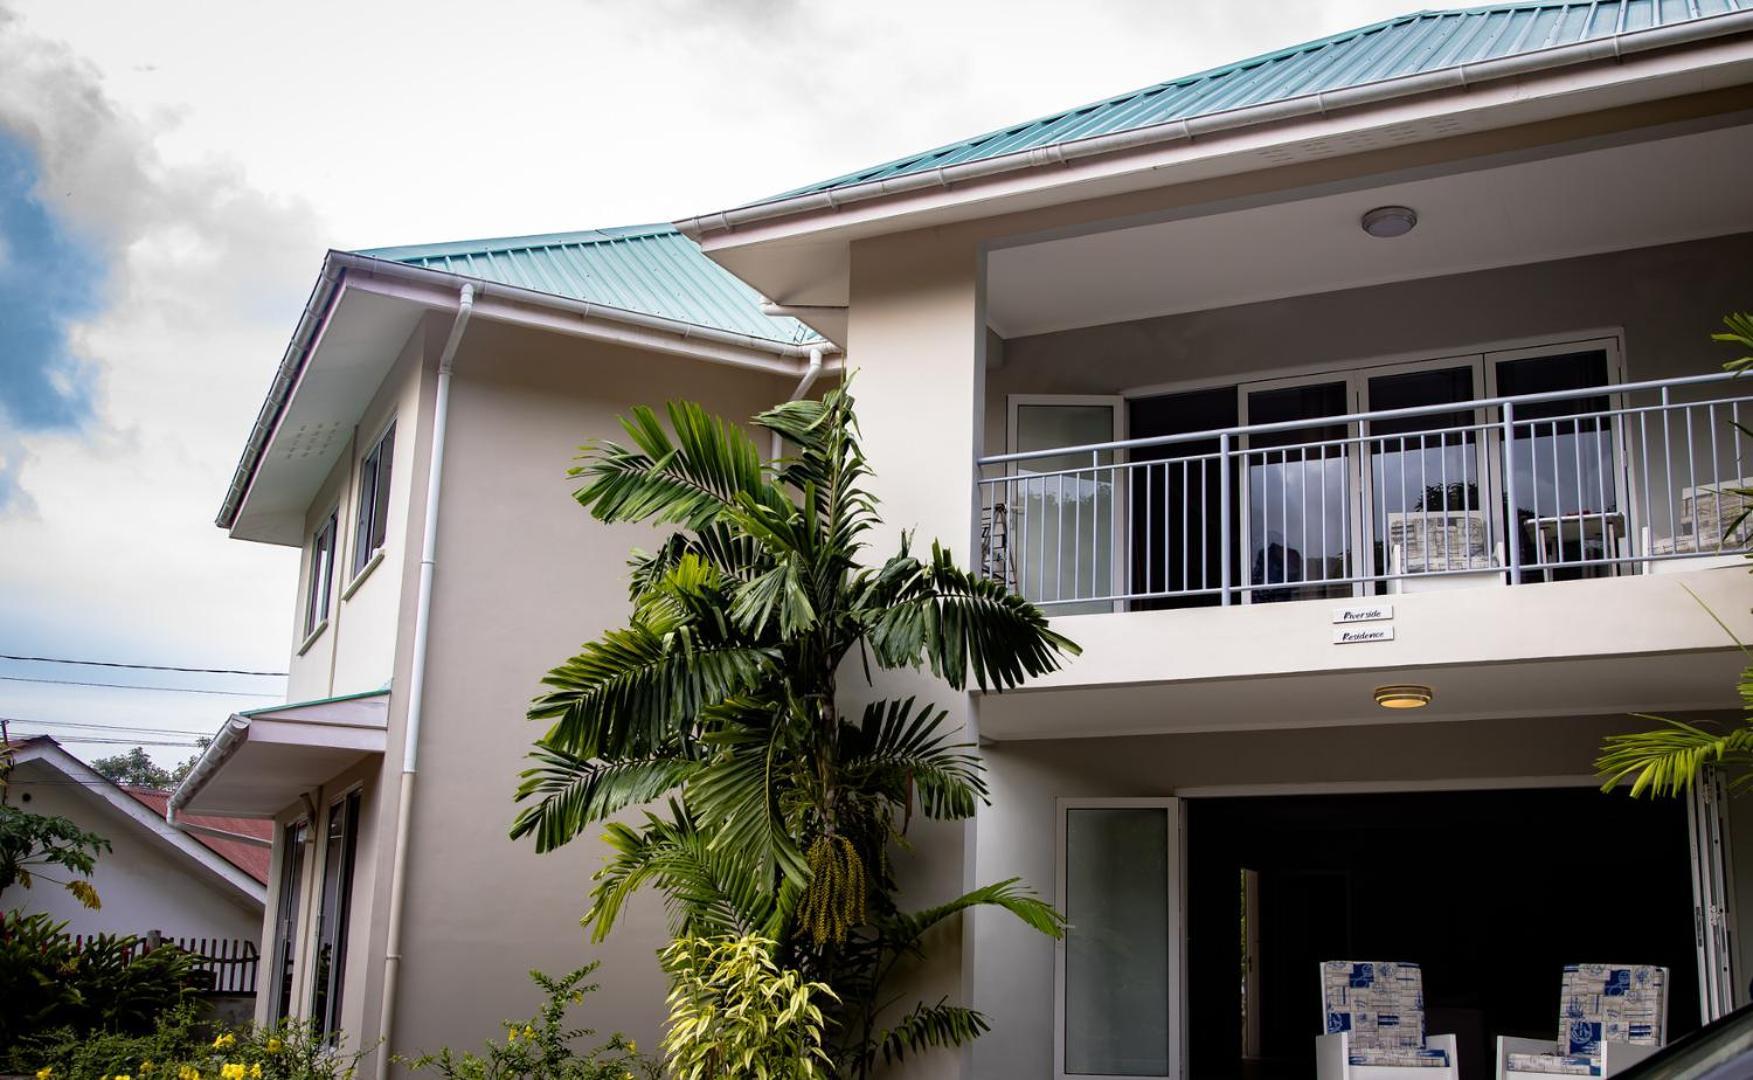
(1558, 965, 1666, 1053)
(1321, 961, 1429, 1053)
(1506, 1052, 1602, 1076)
(1350, 1047, 1451, 1068)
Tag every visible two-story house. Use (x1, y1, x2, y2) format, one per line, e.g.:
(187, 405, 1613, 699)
(173, 2, 1753, 1078)
(167, 224, 833, 1058)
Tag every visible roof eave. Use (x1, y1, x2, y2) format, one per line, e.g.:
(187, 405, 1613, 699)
(216, 251, 837, 534)
(677, 8, 1753, 241)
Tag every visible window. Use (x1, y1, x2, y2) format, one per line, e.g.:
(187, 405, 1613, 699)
(352, 423, 395, 577)
(304, 510, 337, 638)
(270, 820, 311, 1023)
(1058, 798, 1182, 1079)
(309, 791, 361, 1038)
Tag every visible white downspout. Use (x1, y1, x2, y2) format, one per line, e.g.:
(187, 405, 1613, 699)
(771, 346, 825, 458)
(374, 282, 473, 1080)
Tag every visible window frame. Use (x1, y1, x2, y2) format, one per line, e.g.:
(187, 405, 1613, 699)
(1054, 797, 1185, 1080)
(349, 421, 396, 582)
(269, 817, 312, 1025)
(309, 787, 362, 1039)
(302, 507, 339, 645)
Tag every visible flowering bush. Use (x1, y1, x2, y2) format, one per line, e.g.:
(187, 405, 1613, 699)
(15, 1006, 369, 1080)
(398, 964, 656, 1080)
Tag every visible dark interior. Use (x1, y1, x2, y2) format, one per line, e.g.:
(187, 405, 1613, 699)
(1187, 788, 1698, 1080)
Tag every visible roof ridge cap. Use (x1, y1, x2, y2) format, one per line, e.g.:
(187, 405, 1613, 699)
(355, 222, 677, 260)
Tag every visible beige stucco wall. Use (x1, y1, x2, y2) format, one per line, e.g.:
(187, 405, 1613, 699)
(8, 766, 261, 943)
(380, 318, 797, 1061)
(286, 321, 434, 704)
(841, 228, 993, 1079)
(254, 755, 383, 1047)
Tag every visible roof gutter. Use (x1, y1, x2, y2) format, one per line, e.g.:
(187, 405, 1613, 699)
(166, 714, 252, 823)
(677, 8, 1753, 238)
(216, 253, 841, 531)
(333, 252, 839, 361)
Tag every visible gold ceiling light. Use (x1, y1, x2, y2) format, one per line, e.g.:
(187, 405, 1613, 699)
(1374, 684, 1434, 709)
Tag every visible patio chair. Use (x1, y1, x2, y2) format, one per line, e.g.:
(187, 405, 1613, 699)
(1317, 961, 1460, 1080)
(1496, 964, 1668, 1079)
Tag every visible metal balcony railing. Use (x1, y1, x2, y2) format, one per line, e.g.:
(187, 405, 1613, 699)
(978, 371, 1753, 610)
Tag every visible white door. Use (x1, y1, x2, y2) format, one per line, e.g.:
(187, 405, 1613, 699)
(1008, 396, 1126, 613)
(1056, 798, 1186, 1080)
(1689, 768, 1739, 1020)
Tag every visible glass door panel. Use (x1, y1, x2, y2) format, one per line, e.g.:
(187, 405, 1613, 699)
(1243, 381, 1354, 603)
(1491, 347, 1618, 578)
(1011, 399, 1121, 614)
(271, 820, 310, 1023)
(1127, 388, 1238, 611)
(1364, 363, 1491, 589)
(1060, 800, 1182, 1079)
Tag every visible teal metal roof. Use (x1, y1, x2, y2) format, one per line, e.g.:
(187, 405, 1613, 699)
(358, 224, 821, 346)
(763, 0, 1744, 204)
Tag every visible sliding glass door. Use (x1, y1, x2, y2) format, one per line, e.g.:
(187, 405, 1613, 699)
(1241, 378, 1357, 603)
(1362, 360, 1492, 588)
(1488, 342, 1622, 578)
(1008, 397, 1124, 614)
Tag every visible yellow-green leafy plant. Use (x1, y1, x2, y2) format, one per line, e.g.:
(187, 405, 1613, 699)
(660, 935, 833, 1080)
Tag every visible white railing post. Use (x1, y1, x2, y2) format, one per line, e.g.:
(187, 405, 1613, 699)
(1503, 400, 1522, 587)
(1219, 432, 1233, 606)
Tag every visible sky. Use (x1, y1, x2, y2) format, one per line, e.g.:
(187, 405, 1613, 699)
(0, 0, 1414, 765)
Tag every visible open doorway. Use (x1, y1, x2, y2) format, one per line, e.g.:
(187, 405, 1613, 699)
(1187, 788, 1699, 1080)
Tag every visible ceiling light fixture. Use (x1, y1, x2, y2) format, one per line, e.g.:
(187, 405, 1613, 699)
(1374, 684, 1434, 710)
(1361, 205, 1418, 238)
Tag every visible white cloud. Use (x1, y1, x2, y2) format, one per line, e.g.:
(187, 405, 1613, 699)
(0, 1, 309, 759)
(0, 0, 1415, 762)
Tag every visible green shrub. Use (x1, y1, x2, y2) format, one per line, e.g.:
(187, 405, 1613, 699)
(1, 912, 201, 1049)
(399, 963, 656, 1080)
(16, 1008, 370, 1080)
(659, 935, 833, 1080)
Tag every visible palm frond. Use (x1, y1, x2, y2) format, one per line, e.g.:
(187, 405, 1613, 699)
(842, 698, 987, 820)
(1597, 715, 1753, 797)
(583, 805, 782, 942)
(572, 401, 783, 529)
(529, 620, 772, 759)
(509, 747, 702, 853)
(688, 705, 811, 888)
(864, 541, 1081, 690)
(873, 1000, 990, 1067)
(880, 878, 1066, 959)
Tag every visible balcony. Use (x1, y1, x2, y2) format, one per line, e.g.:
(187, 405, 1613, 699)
(978, 370, 1753, 612)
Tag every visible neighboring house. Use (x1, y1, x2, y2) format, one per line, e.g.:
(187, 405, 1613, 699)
(171, 3, 1753, 1078)
(5, 737, 267, 948)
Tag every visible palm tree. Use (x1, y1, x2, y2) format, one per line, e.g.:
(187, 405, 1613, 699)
(510, 383, 1079, 1074)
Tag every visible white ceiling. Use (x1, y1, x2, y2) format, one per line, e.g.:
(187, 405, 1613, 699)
(978, 649, 1745, 741)
(229, 287, 425, 546)
(986, 121, 1753, 339)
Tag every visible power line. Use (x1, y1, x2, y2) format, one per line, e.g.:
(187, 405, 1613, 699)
(0, 674, 280, 698)
(0, 654, 287, 677)
(7, 734, 206, 748)
(1, 717, 214, 738)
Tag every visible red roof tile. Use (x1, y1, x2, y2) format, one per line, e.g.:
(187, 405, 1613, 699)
(124, 787, 274, 885)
